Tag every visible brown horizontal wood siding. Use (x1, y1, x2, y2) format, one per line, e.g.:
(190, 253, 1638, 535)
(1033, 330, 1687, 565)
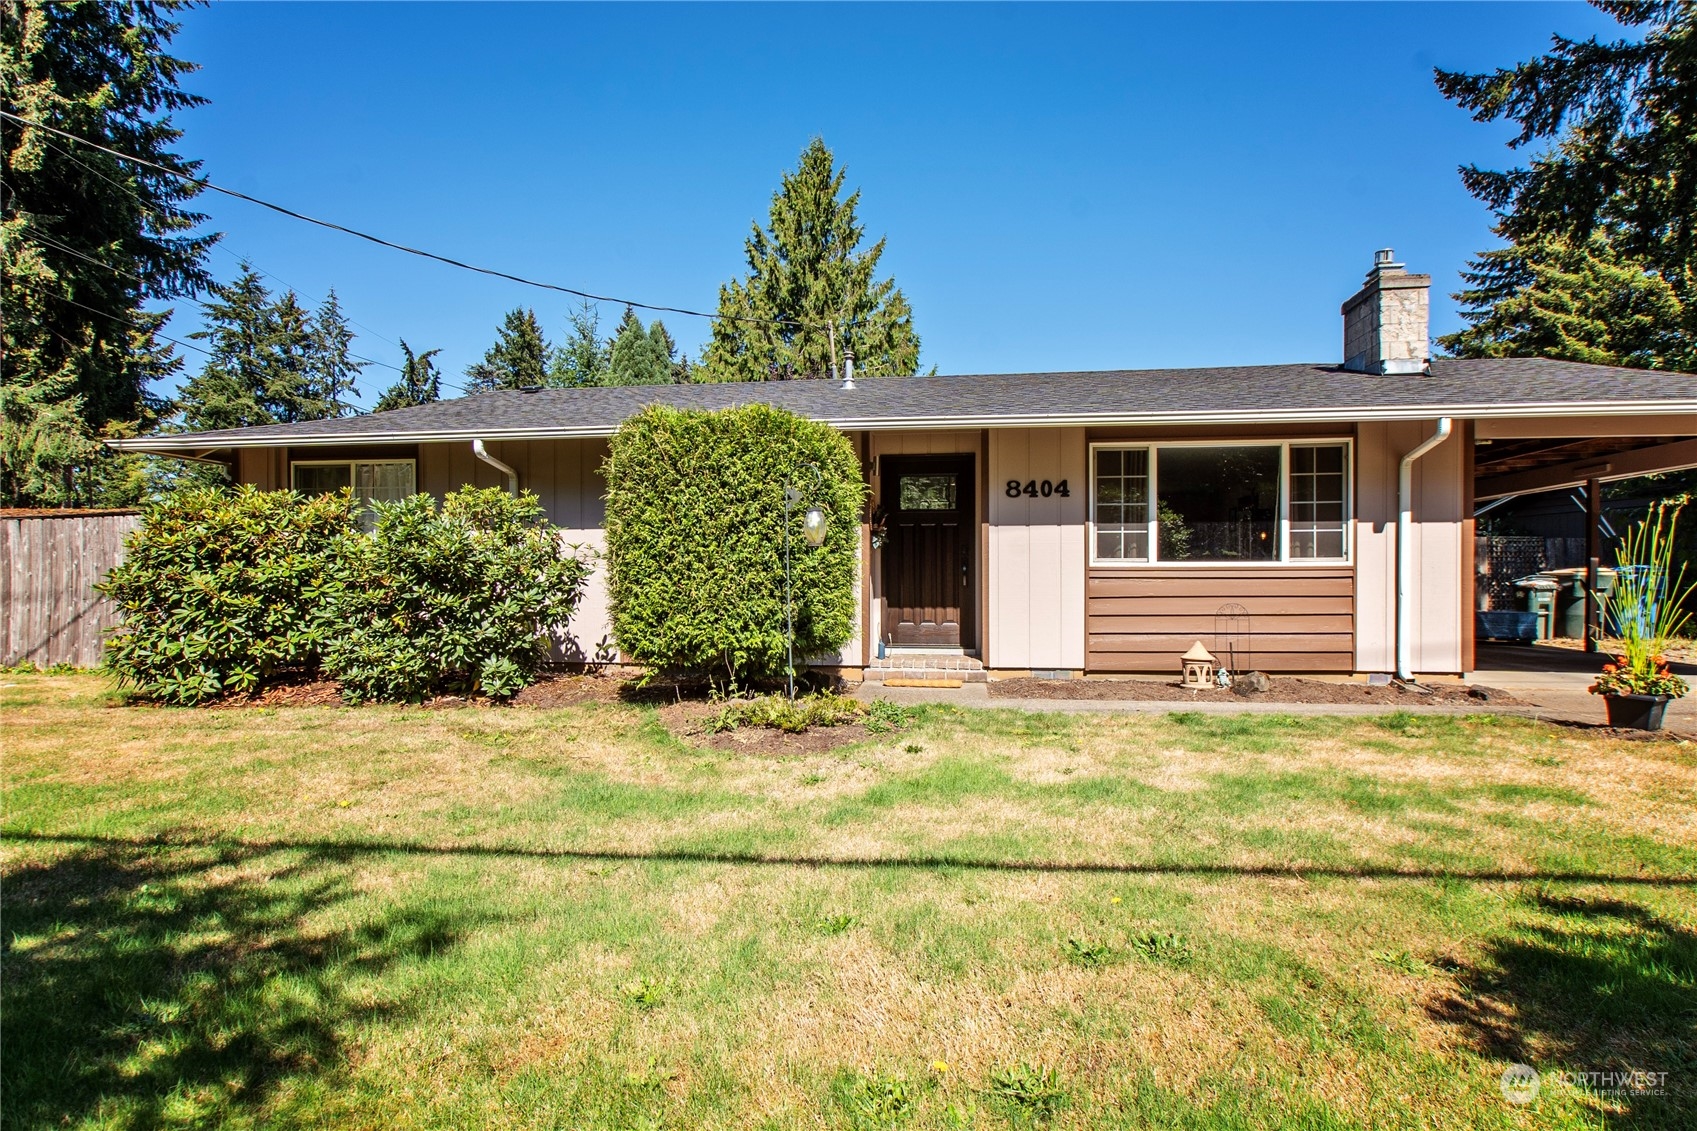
(1086, 566, 1355, 673)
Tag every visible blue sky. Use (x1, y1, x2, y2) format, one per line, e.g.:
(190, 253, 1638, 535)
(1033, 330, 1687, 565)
(159, 1, 1627, 404)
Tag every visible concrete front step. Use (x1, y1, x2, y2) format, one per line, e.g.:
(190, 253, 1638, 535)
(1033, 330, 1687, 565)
(864, 655, 987, 683)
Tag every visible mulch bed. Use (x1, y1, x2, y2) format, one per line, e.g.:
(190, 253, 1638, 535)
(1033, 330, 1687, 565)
(656, 700, 878, 755)
(987, 676, 1528, 707)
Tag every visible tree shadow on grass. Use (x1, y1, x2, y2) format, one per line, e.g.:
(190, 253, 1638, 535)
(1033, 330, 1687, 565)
(1427, 891, 1697, 1126)
(1, 840, 478, 1130)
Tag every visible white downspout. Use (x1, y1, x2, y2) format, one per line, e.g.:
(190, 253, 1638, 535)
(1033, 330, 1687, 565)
(1396, 417, 1452, 680)
(472, 439, 518, 496)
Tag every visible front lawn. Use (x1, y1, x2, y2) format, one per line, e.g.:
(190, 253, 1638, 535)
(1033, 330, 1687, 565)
(3, 674, 1693, 1129)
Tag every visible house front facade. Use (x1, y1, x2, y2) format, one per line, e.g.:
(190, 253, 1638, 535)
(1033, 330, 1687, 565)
(120, 252, 1697, 681)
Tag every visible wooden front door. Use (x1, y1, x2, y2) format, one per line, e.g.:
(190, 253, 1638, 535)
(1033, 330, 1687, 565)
(880, 454, 976, 649)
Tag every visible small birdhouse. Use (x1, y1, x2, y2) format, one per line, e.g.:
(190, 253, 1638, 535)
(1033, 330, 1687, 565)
(1181, 641, 1217, 689)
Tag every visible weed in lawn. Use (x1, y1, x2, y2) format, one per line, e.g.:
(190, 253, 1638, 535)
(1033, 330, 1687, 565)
(1061, 936, 1117, 968)
(985, 1062, 1068, 1124)
(903, 743, 923, 754)
(1130, 931, 1193, 965)
(834, 1069, 913, 1128)
(863, 699, 918, 735)
(814, 912, 860, 935)
(1372, 949, 1431, 977)
(619, 976, 667, 1008)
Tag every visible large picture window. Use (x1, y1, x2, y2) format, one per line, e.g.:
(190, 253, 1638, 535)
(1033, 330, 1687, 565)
(1089, 442, 1350, 565)
(291, 459, 416, 528)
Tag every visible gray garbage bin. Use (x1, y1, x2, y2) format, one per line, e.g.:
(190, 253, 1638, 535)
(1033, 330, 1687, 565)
(1540, 567, 1616, 640)
(1513, 576, 1561, 640)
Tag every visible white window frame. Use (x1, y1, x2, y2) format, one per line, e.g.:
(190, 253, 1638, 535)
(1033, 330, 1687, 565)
(1088, 439, 1353, 567)
(290, 458, 417, 504)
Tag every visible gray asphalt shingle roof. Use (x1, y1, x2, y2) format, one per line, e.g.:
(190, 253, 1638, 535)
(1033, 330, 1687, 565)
(118, 358, 1697, 451)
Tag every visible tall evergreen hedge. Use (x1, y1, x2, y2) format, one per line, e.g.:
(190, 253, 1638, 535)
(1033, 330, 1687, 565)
(603, 404, 864, 682)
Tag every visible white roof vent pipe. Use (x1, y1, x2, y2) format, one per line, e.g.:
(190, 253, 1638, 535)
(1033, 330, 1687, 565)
(472, 438, 518, 497)
(841, 349, 856, 390)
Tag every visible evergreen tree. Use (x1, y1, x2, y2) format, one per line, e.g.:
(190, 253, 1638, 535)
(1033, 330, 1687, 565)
(0, 370, 99, 506)
(305, 289, 365, 418)
(375, 341, 443, 412)
(1437, 1, 1697, 369)
(465, 307, 551, 392)
(701, 138, 921, 381)
(1, 0, 215, 505)
(175, 266, 364, 431)
(1442, 232, 1692, 371)
(548, 300, 610, 387)
(606, 307, 677, 386)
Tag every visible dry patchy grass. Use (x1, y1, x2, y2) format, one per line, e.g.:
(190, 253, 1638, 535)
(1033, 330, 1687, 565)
(2, 675, 1694, 1130)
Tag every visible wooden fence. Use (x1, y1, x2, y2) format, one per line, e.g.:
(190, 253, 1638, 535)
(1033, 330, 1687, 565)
(1, 509, 140, 668)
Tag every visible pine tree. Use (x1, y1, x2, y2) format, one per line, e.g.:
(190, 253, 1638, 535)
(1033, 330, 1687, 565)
(1, 0, 215, 504)
(1441, 233, 1692, 371)
(1437, 1, 1697, 369)
(375, 341, 443, 412)
(175, 266, 365, 431)
(304, 289, 364, 419)
(701, 138, 921, 381)
(606, 307, 677, 386)
(465, 307, 552, 392)
(548, 300, 610, 387)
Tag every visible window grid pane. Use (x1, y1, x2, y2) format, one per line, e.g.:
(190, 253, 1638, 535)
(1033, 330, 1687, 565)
(1288, 444, 1347, 559)
(1093, 448, 1149, 561)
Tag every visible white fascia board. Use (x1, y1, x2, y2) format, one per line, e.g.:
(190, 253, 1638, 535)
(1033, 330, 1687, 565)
(106, 399, 1697, 452)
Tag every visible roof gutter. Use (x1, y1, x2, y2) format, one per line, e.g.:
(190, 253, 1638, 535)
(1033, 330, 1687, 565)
(1397, 417, 1451, 681)
(472, 439, 518, 496)
(102, 400, 1697, 453)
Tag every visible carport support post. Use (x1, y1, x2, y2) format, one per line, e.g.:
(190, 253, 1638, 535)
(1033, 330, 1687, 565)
(1584, 477, 1601, 653)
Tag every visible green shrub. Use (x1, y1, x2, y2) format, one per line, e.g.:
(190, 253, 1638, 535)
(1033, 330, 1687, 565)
(603, 404, 865, 684)
(323, 488, 591, 703)
(101, 486, 356, 704)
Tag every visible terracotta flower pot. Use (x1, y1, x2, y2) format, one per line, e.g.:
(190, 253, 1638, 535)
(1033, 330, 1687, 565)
(1603, 693, 1671, 731)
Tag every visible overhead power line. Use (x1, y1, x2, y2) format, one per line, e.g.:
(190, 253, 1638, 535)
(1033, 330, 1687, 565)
(43, 135, 410, 353)
(3, 110, 805, 329)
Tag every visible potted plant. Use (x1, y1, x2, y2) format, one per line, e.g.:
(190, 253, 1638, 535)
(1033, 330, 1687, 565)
(1589, 498, 1693, 730)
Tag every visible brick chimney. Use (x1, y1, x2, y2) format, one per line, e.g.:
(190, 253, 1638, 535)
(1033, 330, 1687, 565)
(1341, 249, 1430, 375)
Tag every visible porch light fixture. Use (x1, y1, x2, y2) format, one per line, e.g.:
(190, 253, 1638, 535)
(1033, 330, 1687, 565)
(803, 505, 828, 547)
(1181, 641, 1217, 690)
(784, 463, 829, 701)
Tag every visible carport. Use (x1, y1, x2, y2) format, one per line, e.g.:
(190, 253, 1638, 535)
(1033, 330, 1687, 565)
(1472, 414, 1697, 655)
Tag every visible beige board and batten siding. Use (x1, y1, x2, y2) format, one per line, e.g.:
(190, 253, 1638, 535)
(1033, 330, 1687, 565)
(1354, 420, 1466, 674)
(985, 427, 1088, 671)
(1, 510, 141, 667)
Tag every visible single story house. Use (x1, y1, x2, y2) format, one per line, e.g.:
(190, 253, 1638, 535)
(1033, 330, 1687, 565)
(117, 251, 1697, 682)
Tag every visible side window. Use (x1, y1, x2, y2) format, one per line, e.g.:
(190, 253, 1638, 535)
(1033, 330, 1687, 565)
(1092, 447, 1150, 561)
(292, 463, 352, 495)
(1288, 444, 1348, 559)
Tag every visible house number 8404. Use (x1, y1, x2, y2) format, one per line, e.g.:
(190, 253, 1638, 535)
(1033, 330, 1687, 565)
(1005, 479, 1070, 498)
